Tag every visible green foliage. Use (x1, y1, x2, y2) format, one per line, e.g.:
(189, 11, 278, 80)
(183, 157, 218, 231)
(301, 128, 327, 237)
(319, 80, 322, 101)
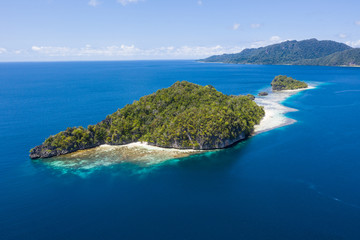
(295, 48, 360, 66)
(246, 94, 255, 100)
(271, 75, 308, 91)
(200, 38, 354, 66)
(39, 81, 265, 152)
(43, 126, 93, 152)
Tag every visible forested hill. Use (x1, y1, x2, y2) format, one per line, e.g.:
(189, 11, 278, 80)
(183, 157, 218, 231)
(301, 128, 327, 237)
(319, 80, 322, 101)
(295, 48, 360, 66)
(30, 81, 265, 159)
(200, 39, 360, 66)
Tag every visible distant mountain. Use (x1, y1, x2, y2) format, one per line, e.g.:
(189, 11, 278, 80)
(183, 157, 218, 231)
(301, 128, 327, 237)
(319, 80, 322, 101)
(200, 39, 360, 66)
(295, 48, 360, 66)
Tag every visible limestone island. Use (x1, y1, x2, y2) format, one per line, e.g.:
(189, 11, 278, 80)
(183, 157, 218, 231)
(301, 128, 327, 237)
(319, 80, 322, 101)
(30, 81, 265, 159)
(258, 92, 268, 96)
(271, 75, 308, 91)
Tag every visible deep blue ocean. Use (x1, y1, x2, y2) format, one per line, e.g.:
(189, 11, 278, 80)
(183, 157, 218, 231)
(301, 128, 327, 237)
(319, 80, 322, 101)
(1, 61, 360, 240)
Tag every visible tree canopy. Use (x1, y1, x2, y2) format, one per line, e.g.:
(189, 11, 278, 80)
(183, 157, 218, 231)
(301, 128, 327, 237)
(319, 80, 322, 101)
(271, 75, 308, 91)
(200, 39, 358, 67)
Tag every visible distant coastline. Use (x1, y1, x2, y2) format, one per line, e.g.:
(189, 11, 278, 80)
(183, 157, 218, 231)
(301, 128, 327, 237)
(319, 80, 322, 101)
(199, 61, 360, 68)
(200, 39, 360, 67)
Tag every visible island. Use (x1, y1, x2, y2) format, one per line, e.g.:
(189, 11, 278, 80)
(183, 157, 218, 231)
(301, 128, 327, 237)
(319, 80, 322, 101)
(258, 92, 268, 96)
(271, 75, 308, 91)
(30, 81, 265, 159)
(200, 38, 360, 67)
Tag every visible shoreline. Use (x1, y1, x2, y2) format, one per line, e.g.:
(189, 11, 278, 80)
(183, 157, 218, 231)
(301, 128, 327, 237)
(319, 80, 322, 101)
(45, 84, 316, 169)
(198, 61, 360, 68)
(254, 84, 316, 134)
(46, 141, 204, 169)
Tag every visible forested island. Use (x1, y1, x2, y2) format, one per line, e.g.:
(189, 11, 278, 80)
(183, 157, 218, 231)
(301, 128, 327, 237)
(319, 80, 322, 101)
(200, 39, 360, 67)
(30, 81, 265, 159)
(271, 75, 308, 91)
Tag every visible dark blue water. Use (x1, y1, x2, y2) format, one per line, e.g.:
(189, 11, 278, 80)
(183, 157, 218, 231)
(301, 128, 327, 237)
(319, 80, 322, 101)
(1, 61, 360, 240)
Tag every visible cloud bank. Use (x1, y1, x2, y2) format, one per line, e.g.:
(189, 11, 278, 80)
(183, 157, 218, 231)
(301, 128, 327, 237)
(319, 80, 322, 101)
(0, 37, 304, 61)
(17, 44, 244, 60)
(346, 40, 360, 47)
(249, 36, 283, 48)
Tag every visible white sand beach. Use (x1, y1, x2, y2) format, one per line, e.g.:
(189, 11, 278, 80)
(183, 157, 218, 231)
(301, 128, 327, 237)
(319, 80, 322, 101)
(254, 84, 316, 134)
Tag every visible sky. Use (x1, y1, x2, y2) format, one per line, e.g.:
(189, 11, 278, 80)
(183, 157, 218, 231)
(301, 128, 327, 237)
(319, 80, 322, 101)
(0, 0, 360, 61)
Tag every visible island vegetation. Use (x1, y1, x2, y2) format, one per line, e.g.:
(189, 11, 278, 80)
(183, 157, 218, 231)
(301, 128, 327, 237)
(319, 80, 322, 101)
(246, 94, 255, 100)
(200, 39, 360, 67)
(295, 48, 360, 66)
(30, 81, 265, 159)
(271, 75, 308, 91)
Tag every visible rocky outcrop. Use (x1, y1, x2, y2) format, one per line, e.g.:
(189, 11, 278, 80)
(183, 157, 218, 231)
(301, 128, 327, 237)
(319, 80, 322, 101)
(199, 132, 246, 149)
(29, 143, 100, 159)
(258, 92, 268, 96)
(148, 131, 246, 150)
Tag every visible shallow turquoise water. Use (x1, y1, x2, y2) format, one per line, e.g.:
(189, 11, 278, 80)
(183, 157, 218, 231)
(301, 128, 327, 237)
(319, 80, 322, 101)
(0, 61, 360, 239)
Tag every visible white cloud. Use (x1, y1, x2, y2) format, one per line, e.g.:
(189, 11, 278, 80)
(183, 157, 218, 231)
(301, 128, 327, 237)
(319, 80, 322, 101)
(197, 0, 203, 5)
(88, 0, 101, 7)
(31, 46, 42, 51)
(0, 48, 7, 54)
(338, 33, 347, 39)
(355, 21, 360, 26)
(233, 23, 240, 30)
(27, 44, 244, 59)
(32, 46, 72, 56)
(12, 38, 317, 60)
(14, 50, 24, 54)
(117, 0, 140, 6)
(156, 45, 244, 57)
(250, 36, 283, 48)
(32, 45, 141, 56)
(250, 23, 261, 29)
(269, 36, 281, 41)
(346, 40, 360, 47)
(3, 37, 305, 60)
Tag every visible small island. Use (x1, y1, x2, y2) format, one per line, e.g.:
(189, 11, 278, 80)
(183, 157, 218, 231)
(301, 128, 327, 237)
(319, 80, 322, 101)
(258, 92, 268, 96)
(271, 75, 308, 91)
(30, 81, 265, 159)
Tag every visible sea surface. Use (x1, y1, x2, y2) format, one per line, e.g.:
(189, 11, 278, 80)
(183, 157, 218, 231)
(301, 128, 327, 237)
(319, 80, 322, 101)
(0, 61, 360, 240)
